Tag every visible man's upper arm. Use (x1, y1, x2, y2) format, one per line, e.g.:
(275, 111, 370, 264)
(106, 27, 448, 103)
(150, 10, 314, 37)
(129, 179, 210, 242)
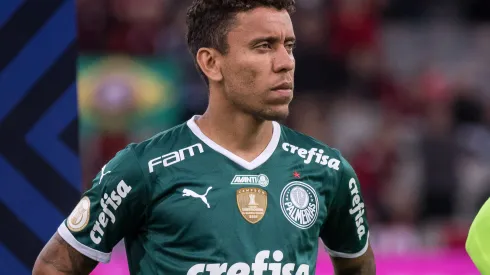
(36, 145, 149, 273)
(320, 155, 375, 273)
(330, 244, 376, 275)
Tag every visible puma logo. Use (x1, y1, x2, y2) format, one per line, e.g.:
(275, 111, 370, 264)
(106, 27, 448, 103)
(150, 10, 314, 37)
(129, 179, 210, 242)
(182, 187, 213, 208)
(96, 165, 111, 185)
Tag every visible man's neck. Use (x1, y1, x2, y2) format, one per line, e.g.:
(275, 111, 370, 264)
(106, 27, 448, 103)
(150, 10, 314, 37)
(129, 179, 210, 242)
(195, 108, 274, 162)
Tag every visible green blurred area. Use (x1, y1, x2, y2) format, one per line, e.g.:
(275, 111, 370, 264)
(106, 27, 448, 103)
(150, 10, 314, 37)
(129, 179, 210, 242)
(77, 55, 185, 190)
(77, 55, 183, 138)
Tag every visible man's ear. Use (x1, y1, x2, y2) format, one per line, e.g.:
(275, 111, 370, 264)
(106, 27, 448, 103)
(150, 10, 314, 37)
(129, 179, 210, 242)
(196, 48, 223, 82)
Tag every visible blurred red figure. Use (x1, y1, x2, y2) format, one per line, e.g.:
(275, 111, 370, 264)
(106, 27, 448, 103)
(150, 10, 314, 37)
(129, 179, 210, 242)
(106, 0, 165, 54)
(328, 0, 380, 59)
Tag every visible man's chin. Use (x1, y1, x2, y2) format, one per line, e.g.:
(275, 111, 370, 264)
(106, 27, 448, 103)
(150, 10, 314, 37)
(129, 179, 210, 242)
(258, 108, 289, 122)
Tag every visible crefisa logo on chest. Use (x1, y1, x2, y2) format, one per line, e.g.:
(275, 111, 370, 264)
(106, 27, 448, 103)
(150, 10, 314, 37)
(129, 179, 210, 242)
(280, 181, 319, 229)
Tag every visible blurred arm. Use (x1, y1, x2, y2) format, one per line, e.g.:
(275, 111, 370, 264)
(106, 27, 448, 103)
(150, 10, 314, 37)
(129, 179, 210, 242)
(466, 198, 490, 274)
(32, 232, 98, 275)
(330, 244, 376, 275)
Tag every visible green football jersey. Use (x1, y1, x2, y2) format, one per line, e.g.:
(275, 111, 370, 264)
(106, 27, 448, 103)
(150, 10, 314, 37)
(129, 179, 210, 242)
(58, 116, 370, 275)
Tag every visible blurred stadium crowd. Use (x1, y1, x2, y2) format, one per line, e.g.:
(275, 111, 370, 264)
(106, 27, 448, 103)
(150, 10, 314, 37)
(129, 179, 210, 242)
(77, 0, 490, 255)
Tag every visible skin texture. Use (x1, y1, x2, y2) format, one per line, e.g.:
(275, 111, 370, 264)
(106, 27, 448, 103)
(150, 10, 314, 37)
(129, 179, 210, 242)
(331, 245, 376, 275)
(32, 232, 97, 275)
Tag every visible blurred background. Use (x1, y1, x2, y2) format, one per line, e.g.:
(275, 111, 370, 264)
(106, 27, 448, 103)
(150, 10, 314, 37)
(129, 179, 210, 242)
(76, 0, 489, 273)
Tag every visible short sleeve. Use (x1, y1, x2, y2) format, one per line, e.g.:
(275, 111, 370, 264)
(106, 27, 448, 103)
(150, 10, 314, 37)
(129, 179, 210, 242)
(57, 145, 148, 263)
(320, 156, 370, 258)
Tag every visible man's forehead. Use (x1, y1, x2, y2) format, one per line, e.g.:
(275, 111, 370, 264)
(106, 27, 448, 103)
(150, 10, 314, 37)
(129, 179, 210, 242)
(230, 7, 294, 39)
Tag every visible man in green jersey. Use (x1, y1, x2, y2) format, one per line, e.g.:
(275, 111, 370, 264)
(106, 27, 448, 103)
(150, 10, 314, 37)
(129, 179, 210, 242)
(33, 0, 376, 274)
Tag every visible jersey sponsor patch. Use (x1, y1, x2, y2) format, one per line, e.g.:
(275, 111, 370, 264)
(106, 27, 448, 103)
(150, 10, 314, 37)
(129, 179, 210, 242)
(280, 181, 319, 229)
(148, 143, 204, 173)
(187, 250, 310, 275)
(281, 143, 340, 170)
(236, 187, 267, 224)
(67, 196, 91, 232)
(231, 174, 269, 187)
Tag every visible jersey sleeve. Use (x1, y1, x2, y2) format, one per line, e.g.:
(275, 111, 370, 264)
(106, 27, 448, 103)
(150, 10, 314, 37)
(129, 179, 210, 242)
(57, 145, 148, 263)
(320, 156, 370, 258)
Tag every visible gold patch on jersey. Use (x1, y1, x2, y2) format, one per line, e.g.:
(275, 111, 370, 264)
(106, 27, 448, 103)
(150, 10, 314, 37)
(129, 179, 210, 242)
(67, 196, 90, 232)
(236, 187, 267, 224)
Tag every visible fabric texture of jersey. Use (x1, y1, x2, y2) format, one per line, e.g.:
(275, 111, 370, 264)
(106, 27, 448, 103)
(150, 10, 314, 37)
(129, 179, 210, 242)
(58, 115, 370, 274)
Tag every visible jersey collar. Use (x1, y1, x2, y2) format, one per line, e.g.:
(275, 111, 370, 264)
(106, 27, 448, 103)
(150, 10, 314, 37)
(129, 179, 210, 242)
(186, 115, 281, 170)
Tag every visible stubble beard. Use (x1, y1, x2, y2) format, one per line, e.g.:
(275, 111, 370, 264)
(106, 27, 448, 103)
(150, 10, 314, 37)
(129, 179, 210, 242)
(256, 106, 290, 122)
(223, 82, 292, 122)
(231, 96, 291, 122)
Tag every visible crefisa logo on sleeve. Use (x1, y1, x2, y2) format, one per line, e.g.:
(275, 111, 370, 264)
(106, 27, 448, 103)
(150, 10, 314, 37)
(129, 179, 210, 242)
(90, 180, 132, 244)
(348, 178, 367, 240)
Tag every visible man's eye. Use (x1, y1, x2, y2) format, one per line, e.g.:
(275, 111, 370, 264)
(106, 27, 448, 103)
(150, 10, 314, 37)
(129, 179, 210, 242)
(257, 43, 272, 49)
(286, 43, 296, 51)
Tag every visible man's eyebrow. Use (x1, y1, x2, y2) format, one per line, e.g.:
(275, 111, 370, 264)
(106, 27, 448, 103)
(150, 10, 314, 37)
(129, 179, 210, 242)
(249, 36, 280, 46)
(249, 35, 296, 46)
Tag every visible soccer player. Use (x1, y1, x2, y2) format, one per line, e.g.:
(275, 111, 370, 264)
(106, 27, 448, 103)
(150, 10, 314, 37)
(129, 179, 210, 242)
(33, 0, 375, 274)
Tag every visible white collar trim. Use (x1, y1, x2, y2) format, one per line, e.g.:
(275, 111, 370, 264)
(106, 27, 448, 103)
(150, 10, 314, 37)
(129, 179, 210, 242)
(186, 115, 281, 170)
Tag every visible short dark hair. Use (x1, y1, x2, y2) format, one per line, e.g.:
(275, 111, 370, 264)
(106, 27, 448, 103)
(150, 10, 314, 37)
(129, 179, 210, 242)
(186, 0, 296, 84)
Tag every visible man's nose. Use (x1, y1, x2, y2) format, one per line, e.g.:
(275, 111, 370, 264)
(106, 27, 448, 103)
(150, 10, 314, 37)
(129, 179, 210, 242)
(273, 47, 295, 73)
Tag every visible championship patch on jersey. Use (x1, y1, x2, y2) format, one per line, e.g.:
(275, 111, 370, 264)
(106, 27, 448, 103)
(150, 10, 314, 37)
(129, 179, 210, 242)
(280, 181, 319, 229)
(236, 188, 267, 224)
(67, 196, 91, 232)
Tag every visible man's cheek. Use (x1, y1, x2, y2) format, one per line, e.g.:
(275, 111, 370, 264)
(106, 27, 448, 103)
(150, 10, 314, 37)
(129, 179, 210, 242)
(237, 67, 259, 89)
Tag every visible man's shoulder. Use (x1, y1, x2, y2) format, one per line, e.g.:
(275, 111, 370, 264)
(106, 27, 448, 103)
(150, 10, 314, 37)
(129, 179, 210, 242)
(129, 121, 193, 159)
(279, 123, 342, 160)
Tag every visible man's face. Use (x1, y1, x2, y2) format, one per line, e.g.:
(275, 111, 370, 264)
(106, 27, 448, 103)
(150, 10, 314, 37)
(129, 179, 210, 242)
(219, 7, 296, 121)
